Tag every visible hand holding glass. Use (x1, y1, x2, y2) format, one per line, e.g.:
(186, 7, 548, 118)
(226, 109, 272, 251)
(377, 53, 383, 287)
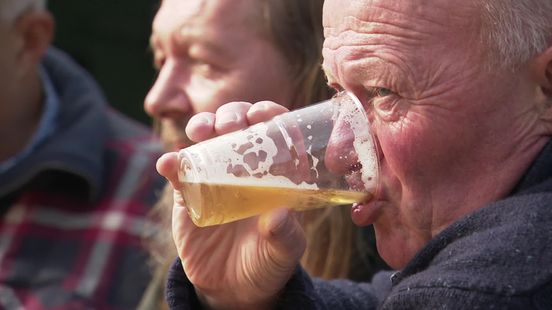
(178, 92, 379, 227)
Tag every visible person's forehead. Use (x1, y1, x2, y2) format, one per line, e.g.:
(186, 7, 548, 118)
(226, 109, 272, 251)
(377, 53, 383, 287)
(151, 0, 265, 62)
(153, 0, 257, 36)
(323, 0, 478, 33)
(152, 0, 203, 35)
(321, 0, 481, 85)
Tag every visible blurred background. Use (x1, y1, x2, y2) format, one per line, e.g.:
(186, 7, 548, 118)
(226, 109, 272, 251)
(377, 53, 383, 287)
(48, 0, 160, 125)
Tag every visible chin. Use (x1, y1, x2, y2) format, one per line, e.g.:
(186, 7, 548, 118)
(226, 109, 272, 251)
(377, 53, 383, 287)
(373, 223, 425, 270)
(377, 242, 409, 269)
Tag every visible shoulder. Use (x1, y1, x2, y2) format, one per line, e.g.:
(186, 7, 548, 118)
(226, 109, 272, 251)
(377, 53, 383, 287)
(105, 108, 156, 144)
(103, 108, 163, 178)
(98, 109, 165, 205)
(103, 108, 162, 156)
(387, 191, 552, 308)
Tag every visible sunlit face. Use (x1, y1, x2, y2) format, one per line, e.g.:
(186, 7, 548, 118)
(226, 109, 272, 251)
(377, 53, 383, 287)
(145, 0, 295, 151)
(323, 0, 547, 268)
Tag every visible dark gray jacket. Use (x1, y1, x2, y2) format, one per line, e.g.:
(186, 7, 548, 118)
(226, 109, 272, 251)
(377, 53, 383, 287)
(166, 141, 552, 309)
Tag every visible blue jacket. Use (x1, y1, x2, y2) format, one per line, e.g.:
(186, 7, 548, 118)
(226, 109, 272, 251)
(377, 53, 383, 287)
(0, 48, 164, 309)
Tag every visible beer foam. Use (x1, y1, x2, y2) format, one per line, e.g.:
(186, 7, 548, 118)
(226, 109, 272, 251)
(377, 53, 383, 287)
(180, 93, 378, 193)
(183, 122, 318, 190)
(339, 94, 379, 191)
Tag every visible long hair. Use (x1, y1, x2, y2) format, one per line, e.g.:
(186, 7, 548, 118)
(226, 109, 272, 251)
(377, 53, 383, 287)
(251, 0, 369, 280)
(254, 0, 331, 107)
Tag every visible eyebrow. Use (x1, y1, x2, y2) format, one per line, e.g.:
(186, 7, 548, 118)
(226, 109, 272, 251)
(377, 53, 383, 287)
(176, 24, 229, 56)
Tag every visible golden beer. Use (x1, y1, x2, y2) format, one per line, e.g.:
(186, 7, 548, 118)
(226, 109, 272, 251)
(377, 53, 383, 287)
(181, 182, 371, 227)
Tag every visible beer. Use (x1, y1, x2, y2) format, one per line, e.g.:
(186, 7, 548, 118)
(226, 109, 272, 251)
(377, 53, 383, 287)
(181, 182, 371, 227)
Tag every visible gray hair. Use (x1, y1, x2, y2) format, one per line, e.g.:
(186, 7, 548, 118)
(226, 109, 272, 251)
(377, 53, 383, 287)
(481, 0, 552, 70)
(0, 0, 46, 23)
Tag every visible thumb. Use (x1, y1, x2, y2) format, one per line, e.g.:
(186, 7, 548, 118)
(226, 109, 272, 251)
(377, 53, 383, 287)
(156, 152, 183, 191)
(259, 208, 306, 270)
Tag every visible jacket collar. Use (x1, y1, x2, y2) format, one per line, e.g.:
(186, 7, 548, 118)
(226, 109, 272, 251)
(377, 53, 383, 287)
(0, 48, 109, 201)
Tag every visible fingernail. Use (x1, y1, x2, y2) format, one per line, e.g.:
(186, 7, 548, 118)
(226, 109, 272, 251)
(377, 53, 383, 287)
(195, 115, 213, 126)
(218, 112, 241, 125)
(255, 101, 270, 111)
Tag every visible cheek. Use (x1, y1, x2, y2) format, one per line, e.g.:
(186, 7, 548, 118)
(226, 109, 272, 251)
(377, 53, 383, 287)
(377, 110, 476, 190)
(239, 70, 291, 104)
(376, 115, 443, 184)
(377, 120, 418, 173)
(237, 50, 294, 105)
(225, 70, 292, 106)
(187, 76, 239, 113)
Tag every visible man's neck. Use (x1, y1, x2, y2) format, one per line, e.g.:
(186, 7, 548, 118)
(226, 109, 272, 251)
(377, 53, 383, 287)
(0, 71, 44, 163)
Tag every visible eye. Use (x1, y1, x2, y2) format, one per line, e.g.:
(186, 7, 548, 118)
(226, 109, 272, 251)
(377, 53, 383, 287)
(191, 59, 223, 77)
(375, 87, 393, 97)
(192, 59, 211, 69)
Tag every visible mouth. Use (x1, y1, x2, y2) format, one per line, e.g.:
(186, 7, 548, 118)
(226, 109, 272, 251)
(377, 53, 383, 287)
(159, 120, 194, 151)
(345, 159, 386, 226)
(344, 162, 378, 199)
(350, 200, 383, 226)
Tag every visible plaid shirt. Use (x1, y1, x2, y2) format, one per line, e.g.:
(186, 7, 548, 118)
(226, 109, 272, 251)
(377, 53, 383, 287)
(0, 49, 165, 309)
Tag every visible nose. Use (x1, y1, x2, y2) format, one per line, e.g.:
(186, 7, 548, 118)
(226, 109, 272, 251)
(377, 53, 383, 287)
(144, 62, 191, 119)
(324, 92, 378, 176)
(325, 115, 359, 175)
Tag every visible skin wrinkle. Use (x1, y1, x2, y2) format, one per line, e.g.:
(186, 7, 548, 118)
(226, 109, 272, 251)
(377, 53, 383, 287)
(152, 2, 552, 307)
(374, 0, 481, 32)
(414, 63, 464, 101)
(324, 1, 477, 41)
(323, 2, 485, 90)
(330, 36, 484, 107)
(374, 98, 406, 123)
(325, 0, 532, 262)
(323, 21, 429, 101)
(323, 22, 432, 54)
(341, 57, 415, 99)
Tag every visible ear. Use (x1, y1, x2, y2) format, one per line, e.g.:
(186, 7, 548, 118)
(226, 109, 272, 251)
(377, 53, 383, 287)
(533, 46, 552, 100)
(14, 10, 54, 74)
(532, 46, 552, 125)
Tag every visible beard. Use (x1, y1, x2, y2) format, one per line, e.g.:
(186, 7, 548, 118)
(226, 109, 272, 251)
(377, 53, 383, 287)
(155, 118, 196, 151)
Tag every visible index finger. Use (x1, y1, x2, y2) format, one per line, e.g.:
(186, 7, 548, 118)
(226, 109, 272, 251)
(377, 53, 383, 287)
(186, 112, 216, 143)
(246, 101, 289, 125)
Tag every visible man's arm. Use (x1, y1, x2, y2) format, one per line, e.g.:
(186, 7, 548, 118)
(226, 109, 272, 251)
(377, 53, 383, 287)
(166, 257, 391, 310)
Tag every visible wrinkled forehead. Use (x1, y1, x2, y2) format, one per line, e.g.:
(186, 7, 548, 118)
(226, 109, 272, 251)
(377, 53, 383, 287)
(321, 0, 481, 78)
(323, 0, 477, 36)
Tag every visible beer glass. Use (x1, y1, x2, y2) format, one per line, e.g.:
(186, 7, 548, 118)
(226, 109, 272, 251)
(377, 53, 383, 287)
(178, 91, 379, 227)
